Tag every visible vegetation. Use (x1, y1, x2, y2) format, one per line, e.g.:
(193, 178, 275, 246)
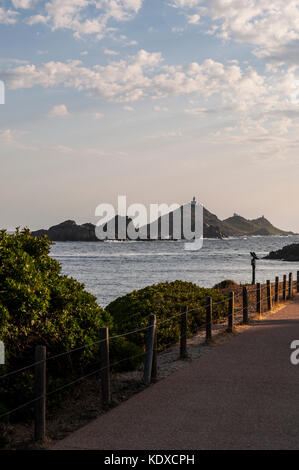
(0, 229, 114, 420)
(264, 243, 299, 262)
(213, 280, 240, 290)
(107, 281, 229, 351)
(0, 230, 229, 441)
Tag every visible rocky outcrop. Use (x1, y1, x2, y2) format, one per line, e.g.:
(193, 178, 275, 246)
(32, 220, 98, 242)
(32, 216, 134, 242)
(221, 214, 293, 237)
(31, 204, 295, 241)
(264, 244, 299, 262)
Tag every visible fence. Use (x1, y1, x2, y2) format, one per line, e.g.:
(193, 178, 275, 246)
(0, 271, 299, 444)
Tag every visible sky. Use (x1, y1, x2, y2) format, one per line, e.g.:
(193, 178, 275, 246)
(0, 0, 298, 231)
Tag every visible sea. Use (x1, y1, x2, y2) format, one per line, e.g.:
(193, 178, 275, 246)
(50, 235, 299, 308)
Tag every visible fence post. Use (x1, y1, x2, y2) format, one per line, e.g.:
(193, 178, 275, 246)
(180, 307, 188, 359)
(256, 283, 262, 315)
(100, 327, 111, 405)
(275, 276, 279, 303)
(35, 345, 46, 443)
(288, 273, 293, 299)
(143, 314, 156, 386)
(297, 271, 299, 294)
(206, 297, 212, 343)
(151, 322, 158, 381)
(267, 280, 272, 311)
(243, 286, 248, 324)
(227, 292, 234, 333)
(283, 275, 287, 301)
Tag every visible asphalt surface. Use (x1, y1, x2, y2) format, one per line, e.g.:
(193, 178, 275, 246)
(53, 296, 299, 450)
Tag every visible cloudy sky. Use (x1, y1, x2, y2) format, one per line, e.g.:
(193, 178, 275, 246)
(0, 0, 298, 231)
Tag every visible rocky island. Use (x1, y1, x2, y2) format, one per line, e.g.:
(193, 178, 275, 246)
(31, 203, 294, 242)
(264, 244, 299, 262)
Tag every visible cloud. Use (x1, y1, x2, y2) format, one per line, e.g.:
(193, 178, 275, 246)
(104, 48, 119, 55)
(147, 129, 183, 139)
(48, 104, 69, 117)
(187, 14, 200, 24)
(184, 107, 207, 115)
(0, 128, 125, 157)
(3, 50, 269, 112)
(10, 0, 143, 40)
(11, 0, 37, 9)
(0, 7, 18, 24)
(0, 128, 40, 151)
(169, 0, 299, 65)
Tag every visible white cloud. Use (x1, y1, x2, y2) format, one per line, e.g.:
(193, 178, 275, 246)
(11, 0, 37, 9)
(3, 49, 298, 131)
(187, 14, 200, 24)
(147, 129, 183, 139)
(20, 0, 143, 40)
(170, 0, 299, 65)
(48, 104, 69, 117)
(104, 48, 119, 55)
(184, 107, 207, 115)
(0, 7, 18, 24)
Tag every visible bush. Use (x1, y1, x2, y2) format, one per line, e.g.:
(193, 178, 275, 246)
(0, 229, 112, 415)
(107, 281, 229, 351)
(213, 280, 240, 290)
(110, 337, 144, 372)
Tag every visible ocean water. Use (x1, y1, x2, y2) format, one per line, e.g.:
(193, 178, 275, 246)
(50, 236, 299, 308)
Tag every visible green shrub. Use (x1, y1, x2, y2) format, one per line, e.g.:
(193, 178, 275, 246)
(107, 281, 228, 351)
(213, 280, 240, 290)
(110, 337, 144, 372)
(0, 229, 112, 415)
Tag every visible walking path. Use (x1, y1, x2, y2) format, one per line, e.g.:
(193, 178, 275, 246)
(53, 296, 299, 450)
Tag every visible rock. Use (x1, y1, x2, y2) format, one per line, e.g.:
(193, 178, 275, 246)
(264, 243, 299, 262)
(31, 202, 295, 242)
(32, 220, 98, 242)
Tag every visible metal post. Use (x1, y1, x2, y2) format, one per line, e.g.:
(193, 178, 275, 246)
(267, 280, 272, 311)
(206, 297, 212, 343)
(35, 345, 46, 443)
(227, 292, 234, 333)
(243, 286, 248, 324)
(256, 283, 262, 315)
(275, 276, 279, 303)
(283, 275, 287, 301)
(143, 314, 156, 386)
(288, 273, 293, 299)
(180, 307, 188, 359)
(100, 328, 111, 405)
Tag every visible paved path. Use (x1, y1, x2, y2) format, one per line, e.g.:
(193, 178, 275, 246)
(53, 296, 299, 450)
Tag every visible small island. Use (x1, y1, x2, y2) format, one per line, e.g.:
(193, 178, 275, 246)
(264, 243, 299, 262)
(31, 202, 294, 242)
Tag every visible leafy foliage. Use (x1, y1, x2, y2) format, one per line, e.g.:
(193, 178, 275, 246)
(107, 281, 229, 351)
(0, 229, 112, 417)
(213, 280, 240, 290)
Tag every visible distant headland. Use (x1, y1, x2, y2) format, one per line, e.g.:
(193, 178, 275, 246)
(31, 203, 295, 242)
